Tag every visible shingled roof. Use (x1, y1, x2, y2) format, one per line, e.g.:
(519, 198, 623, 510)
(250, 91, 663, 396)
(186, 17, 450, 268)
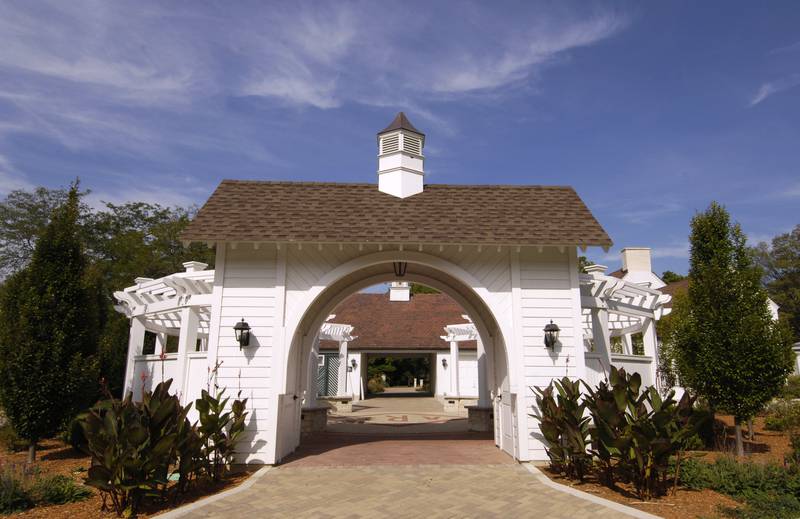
(379, 112, 423, 135)
(319, 292, 475, 351)
(182, 181, 612, 247)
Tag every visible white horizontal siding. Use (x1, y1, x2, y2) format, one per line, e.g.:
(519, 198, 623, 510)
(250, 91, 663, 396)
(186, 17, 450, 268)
(517, 247, 582, 461)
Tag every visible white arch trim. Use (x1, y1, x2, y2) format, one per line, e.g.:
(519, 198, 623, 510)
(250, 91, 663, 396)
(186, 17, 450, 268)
(287, 271, 509, 396)
(282, 250, 513, 380)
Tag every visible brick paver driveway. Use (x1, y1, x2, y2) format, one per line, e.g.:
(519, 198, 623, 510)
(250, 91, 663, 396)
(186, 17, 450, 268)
(177, 432, 647, 519)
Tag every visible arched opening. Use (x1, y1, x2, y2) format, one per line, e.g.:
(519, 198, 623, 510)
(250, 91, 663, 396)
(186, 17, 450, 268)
(274, 258, 514, 464)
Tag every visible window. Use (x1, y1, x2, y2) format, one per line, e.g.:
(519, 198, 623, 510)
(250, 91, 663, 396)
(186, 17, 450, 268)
(142, 331, 157, 355)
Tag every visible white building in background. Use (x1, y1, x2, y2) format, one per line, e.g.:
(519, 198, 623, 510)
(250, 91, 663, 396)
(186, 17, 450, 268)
(115, 112, 672, 465)
(314, 282, 482, 404)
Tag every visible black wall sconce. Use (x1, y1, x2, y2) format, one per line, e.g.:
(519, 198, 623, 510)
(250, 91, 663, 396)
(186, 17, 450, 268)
(543, 320, 560, 349)
(441, 358, 448, 368)
(234, 319, 251, 349)
(351, 358, 358, 369)
(393, 261, 408, 277)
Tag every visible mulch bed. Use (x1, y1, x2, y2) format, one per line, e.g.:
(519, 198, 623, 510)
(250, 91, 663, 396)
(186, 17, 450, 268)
(540, 414, 794, 518)
(1, 438, 253, 518)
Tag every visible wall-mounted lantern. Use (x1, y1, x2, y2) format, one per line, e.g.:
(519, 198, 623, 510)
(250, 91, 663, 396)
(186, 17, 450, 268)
(543, 320, 560, 349)
(234, 319, 251, 349)
(351, 358, 358, 369)
(441, 358, 448, 368)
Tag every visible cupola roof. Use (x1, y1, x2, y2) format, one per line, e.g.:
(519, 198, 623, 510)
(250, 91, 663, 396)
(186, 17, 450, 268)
(378, 112, 424, 136)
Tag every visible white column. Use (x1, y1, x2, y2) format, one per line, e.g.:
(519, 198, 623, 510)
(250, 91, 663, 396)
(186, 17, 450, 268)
(642, 318, 659, 388)
(337, 340, 349, 397)
(176, 307, 200, 403)
(591, 308, 612, 375)
(449, 340, 460, 397)
(476, 337, 490, 407)
(156, 332, 167, 354)
(305, 335, 320, 408)
(123, 316, 147, 399)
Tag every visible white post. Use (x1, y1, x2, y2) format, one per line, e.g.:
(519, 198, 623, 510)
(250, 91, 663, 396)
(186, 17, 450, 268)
(449, 340, 460, 397)
(176, 307, 200, 403)
(123, 316, 147, 399)
(622, 334, 633, 355)
(305, 334, 320, 408)
(476, 336, 490, 407)
(591, 308, 612, 375)
(642, 318, 659, 387)
(337, 340, 349, 397)
(156, 332, 167, 354)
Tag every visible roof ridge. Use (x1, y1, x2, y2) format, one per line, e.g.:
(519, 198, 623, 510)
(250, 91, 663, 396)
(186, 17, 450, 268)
(220, 179, 577, 190)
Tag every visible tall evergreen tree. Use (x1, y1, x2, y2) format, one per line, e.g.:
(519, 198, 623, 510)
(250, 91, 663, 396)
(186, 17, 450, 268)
(0, 185, 100, 461)
(671, 203, 793, 456)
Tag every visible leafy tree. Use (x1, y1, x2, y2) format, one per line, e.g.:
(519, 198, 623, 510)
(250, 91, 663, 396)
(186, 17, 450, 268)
(753, 225, 800, 341)
(0, 187, 90, 278)
(0, 186, 100, 461)
(410, 283, 438, 295)
(578, 255, 595, 273)
(661, 270, 687, 284)
(0, 187, 215, 397)
(669, 203, 793, 456)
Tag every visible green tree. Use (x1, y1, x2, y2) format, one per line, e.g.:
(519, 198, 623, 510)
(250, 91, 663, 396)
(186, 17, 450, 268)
(0, 187, 90, 278)
(660, 270, 687, 284)
(753, 225, 800, 341)
(669, 203, 793, 456)
(578, 255, 595, 273)
(410, 283, 438, 295)
(0, 186, 100, 461)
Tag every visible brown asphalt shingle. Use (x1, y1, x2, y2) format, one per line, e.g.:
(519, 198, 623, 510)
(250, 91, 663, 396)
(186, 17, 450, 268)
(319, 292, 475, 351)
(182, 181, 613, 247)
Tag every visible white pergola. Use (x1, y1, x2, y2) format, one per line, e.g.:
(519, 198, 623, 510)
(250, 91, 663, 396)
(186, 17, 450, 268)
(441, 317, 492, 407)
(305, 318, 356, 407)
(113, 261, 213, 400)
(580, 264, 672, 388)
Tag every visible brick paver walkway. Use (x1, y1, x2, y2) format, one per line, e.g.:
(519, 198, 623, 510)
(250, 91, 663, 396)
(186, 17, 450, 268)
(177, 432, 643, 518)
(190, 464, 636, 518)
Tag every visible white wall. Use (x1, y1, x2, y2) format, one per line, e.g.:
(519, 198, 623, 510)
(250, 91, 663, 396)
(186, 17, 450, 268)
(516, 246, 585, 462)
(212, 244, 279, 463)
(433, 351, 478, 397)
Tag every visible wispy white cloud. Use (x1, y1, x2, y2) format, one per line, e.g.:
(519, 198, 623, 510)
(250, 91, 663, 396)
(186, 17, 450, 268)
(617, 201, 683, 225)
(769, 40, 800, 55)
(651, 243, 689, 260)
(0, 154, 32, 194)
(750, 74, 800, 106)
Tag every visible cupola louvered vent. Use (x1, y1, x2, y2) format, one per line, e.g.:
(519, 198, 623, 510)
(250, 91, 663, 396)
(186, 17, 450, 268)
(381, 134, 399, 154)
(403, 135, 422, 155)
(376, 112, 425, 198)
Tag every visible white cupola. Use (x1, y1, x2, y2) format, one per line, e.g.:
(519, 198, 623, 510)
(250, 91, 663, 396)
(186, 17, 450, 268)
(377, 112, 425, 198)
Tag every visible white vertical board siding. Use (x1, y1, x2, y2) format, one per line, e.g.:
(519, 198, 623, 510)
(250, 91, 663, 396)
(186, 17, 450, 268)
(518, 247, 583, 461)
(457, 351, 479, 397)
(219, 245, 278, 462)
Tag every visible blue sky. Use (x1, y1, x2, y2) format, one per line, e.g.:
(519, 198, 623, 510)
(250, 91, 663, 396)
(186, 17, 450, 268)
(0, 1, 798, 275)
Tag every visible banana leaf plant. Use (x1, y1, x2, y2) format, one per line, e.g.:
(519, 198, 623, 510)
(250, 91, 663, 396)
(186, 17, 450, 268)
(532, 377, 591, 480)
(195, 389, 249, 481)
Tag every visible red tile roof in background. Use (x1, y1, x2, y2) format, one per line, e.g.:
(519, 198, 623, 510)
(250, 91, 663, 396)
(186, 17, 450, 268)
(319, 292, 476, 351)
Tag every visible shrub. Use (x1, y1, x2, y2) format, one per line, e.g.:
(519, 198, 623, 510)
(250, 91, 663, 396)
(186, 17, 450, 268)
(0, 466, 33, 514)
(0, 424, 30, 453)
(195, 389, 248, 482)
(581, 367, 705, 499)
(79, 379, 248, 516)
(80, 379, 195, 516)
(680, 457, 800, 519)
(764, 399, 800, 431)
(367, 377, 385, 393)
(532, 378, 591, 480)
(783, 375, 800, 400)
(31, 474, 91, 505)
